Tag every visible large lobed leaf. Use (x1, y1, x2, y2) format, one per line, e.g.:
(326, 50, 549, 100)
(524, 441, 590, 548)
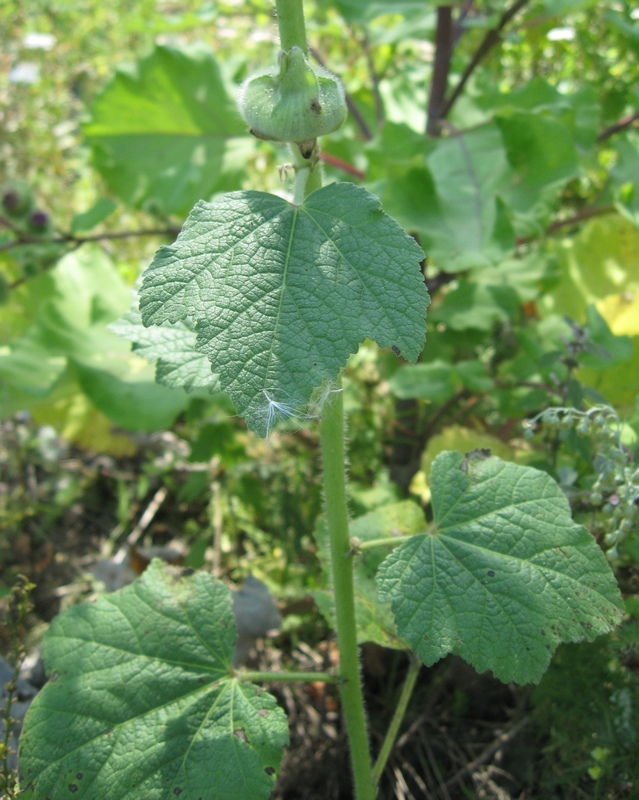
(0, 248, 195, 434)
(83, 45, 253, 215)
(377, 451, 624, 684)
(19, 561, 288, 800)
(139, 182, 429, 436)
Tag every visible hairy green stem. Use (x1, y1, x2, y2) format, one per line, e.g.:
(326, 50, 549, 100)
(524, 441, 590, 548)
(276, 3, 373, 796)
(371, 654, 421, 790)
(275, 0, 308, 53)
(320, 384, 375, 800)
(291, 147, 322, 203)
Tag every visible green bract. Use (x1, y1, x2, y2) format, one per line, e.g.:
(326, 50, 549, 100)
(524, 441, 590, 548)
(238, 46, 347, 152)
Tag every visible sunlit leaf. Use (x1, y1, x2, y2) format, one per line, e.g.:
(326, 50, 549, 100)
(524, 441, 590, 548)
(139, 183, 429, 435)
(378, 451, 623, 684)
(20, 561, 288, 800)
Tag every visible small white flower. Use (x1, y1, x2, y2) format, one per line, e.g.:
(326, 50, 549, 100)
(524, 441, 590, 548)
(9, 62, 40, 84)
(547, 27, 575, 41)
(23, 32, 56, 50)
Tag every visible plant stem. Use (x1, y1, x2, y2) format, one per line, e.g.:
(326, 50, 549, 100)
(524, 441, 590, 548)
(426, 5, 453, 136)
(598, 109, 639, 142)
(275, 0, 308, 53)
(356, 534, 418, 552)
(291, 147, 322, 203)
(278, 4, 373, 795)
(371, 654, 421, 789)
(320, 383, 375, 800)
(237, 670, 340, 683)
(439, 0, 531, 119)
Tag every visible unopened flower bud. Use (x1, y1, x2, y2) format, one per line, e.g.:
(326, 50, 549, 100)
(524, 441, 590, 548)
(2, 182, 33, 218)
(238, 47, 347, 153)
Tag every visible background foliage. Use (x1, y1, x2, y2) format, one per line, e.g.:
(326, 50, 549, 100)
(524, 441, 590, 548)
(2, 1, 639, 797)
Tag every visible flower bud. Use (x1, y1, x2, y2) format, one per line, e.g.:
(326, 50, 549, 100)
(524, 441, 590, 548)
(27, 209, 53, 236)
(29, 210, 50, 230)
(2, 181, 33, 218)
(238, 47, 347, 151)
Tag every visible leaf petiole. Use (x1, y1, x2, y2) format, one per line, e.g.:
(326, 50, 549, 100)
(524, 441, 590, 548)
(236, 670, 341, 684)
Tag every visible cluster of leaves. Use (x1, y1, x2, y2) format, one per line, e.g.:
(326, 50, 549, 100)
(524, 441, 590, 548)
(533, 623, 639, 796)
(2, 0, 639, 796)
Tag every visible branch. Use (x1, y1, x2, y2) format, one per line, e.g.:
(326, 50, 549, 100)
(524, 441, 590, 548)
(426, 6, 454, 136)
(361, 30, 384, 128)
(453, 0, 476, 44)
(2, 222, 181, 291)
(0, 223, 180, 254)
(598, 110, 639, 142)
(439, 0, 531, 120)
(515, 203, 615, 246)
(319, 151, 365, 179)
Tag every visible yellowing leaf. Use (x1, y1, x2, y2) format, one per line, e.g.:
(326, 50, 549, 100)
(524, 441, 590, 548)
(597, 292, 639, 336)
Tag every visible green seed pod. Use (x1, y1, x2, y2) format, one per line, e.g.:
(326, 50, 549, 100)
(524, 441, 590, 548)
(238, 47, 347, 149)
(2, 181, 34, 219)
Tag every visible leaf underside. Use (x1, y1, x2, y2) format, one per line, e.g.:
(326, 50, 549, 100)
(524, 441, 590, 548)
(139, 182, 429, 436)
(19, 561, 288, 800)
(376, 451, 623, 684)
(111, 300, 219, 393)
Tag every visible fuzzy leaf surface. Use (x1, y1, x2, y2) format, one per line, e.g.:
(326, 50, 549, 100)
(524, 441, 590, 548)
(139, 182, 428, 436)
(111, 303, 219, 393)
(19, 561, 288, 800)
(377, 451, 623, 684)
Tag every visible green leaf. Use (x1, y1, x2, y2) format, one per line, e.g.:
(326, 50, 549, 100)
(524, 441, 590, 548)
(73, 360, 198, 432)
(0, 247, 131, 403)
(579, 304, 633, 369)
(605, 10, 639, 59)
(378, 124, 515, 271)
(70, 198, 118, 233)
(19, 561, 288, 800)
(83, 45, 253, 215)
(543, 214, 639, 321)
(389, 354, 496, 404)
(542, 0, 599, 12)
(111, 301, 219, 393)
(388, 360, 456, 402)
(431, 280, 519, 332)
(377, 451, 623, 685)
(329, 0, 435, 24)
(139, 182, 429, 436)
(453, 360, 495, 392)
(495, 110, 579, 212)
(477, 79, 599, 154)
(471, 248, 561, 303)
(0, 249, 200, 431)
(610, 137, 639, 227)
(313, 501, 425, 649)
